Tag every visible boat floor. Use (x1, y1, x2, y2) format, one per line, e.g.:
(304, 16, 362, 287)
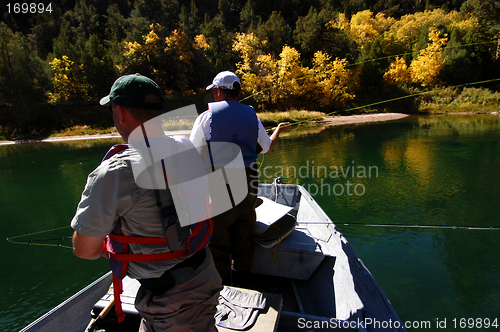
(228, 271, 300, 313)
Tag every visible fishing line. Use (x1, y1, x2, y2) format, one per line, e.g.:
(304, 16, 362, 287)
(262, 77, 500, 134)
(339, 223, 500, 231)
(6, 225, 73, 249)
(298, 221, 500, 231)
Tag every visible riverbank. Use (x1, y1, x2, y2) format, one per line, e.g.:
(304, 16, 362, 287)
(0, 113, 412, 146)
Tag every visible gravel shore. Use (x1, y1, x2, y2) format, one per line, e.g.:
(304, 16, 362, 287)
(0, 113, 410, 146)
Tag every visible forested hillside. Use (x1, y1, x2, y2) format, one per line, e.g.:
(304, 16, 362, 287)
(1, 0, 500, 134)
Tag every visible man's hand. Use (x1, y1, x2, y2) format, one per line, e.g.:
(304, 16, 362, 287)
(268, 122, 291, 152)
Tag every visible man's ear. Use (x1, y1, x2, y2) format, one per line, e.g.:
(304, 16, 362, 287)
(115, 105, 127, 124)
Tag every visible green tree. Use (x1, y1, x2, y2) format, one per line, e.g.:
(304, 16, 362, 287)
(81, 35, 117, 99)
(218, 0, 242, 31)
(28, 6, 63, 59)
(202, 16, 236, 71)
(178, 0, 201, 40)
(240, 0, 260, 32)
(256, 11, 292, 57)
(294, 7, 337, 61)
(104, 4, 128, 44)
(131, 0, 180, 32)
(0, 23, 50, 130)
(461, 0, 500, 58)
(66, 0, 102, 40)
(51, 20, 79, 61)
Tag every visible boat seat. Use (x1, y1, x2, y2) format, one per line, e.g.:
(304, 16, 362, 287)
(251, 185, 326, 280)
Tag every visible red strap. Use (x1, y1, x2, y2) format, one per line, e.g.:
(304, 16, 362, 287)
(112, 274, 126, 323)
(109, 233, 168, 245)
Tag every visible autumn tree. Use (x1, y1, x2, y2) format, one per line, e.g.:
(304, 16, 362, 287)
(311, 51, 355, 109)
(48, 55, 88, 102)
(234, 33, 355, 111)
(164, 30, 196, 93)
(410, 28, 448, 86)
(122, 24, 170, 86)
(384, 56, 411, 86)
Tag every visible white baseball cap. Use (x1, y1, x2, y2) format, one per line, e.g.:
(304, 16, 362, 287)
(206, 71, 241, 90)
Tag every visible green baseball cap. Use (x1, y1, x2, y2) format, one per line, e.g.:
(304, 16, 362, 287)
(100, 73, 164, 110)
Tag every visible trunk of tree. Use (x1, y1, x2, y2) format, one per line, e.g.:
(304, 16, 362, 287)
(496, 30, 500, 59)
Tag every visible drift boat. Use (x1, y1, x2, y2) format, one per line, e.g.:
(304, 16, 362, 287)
(20, 183, 405, 332)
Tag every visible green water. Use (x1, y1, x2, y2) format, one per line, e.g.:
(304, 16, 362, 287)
(2, 115, 500, 331)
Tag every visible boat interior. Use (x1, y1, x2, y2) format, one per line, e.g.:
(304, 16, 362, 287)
(90, 183, 401, 332)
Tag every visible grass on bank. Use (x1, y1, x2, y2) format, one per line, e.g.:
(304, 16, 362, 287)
(44, 110, 327, 139)
(418, 87, 500, 113)
(257, 110, 326, 127)
(49, 125, 117, 138)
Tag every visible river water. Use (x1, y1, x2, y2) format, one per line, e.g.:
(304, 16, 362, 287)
(1, 114, 499, 331)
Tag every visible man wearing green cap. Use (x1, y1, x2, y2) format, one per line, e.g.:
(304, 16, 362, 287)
(71, 74, 222, 331)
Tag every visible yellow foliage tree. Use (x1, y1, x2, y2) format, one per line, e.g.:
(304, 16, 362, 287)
(233, 32, 266, 73)
(233, 38, 354, 110)
(383, 56, 410, 86)
(165, 29, 195, 93)
(274, 46, 309, 103)
(123, 23, 164, 74)
(331, 10, 395, 48)
(410, 28, 448, 87)
(123, 24, 201, 94)
(233, 32, 273, 104)
(311, 51, 354, 108)
(384, 9, 457, 45)
(194, 34, 210, 51)
(48, 55, 88, 102)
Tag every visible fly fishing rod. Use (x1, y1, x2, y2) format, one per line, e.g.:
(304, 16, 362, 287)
(6, 226, 73, 249)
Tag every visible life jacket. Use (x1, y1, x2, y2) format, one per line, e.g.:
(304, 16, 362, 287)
(102, 144, 213, 323)
(209, 100, 259, 167)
